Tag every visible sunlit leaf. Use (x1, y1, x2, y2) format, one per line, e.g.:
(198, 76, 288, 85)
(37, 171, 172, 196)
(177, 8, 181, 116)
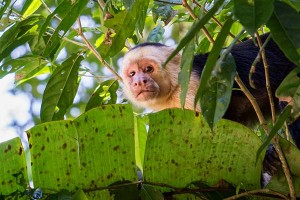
(233, 0, 274, 36)
(267, 1, 300, 65)
(22, 0, 42, 18)
(144, 109, 264, 189)
(0, 55, 46, 78)
(0, 15, 42, 61)
(85, 79, 119, 112)
(40, 0, 89, 57)
(0, 138, 28, 195)
(134, 115, 148, 171)
(41, 52, 84, 122)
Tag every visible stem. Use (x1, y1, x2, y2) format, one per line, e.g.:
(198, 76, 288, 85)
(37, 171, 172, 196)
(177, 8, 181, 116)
(77, 18, 123, 82)
(191, 0, 240, 42)
(235, 74, 269, 132)
(182, 0, 214, 44)
(255, 33, 276, 123)
(224, 188, 288, 200)
(255, 33, 295, 199)
(248, 35, 270, 87)
(273, 138, 296, 200)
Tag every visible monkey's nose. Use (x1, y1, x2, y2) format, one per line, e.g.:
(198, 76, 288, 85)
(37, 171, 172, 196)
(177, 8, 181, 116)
(134, 79, 148, 86)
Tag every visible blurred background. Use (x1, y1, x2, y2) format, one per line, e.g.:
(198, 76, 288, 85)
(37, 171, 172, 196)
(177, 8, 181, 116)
(0, 0, 193, 144)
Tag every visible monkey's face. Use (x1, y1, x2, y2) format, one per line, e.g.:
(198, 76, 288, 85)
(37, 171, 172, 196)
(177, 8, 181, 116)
(121, 45, 180, 110)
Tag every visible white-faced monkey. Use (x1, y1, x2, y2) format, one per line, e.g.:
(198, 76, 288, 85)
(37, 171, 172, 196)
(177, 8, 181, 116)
(121, 33, 300, 184)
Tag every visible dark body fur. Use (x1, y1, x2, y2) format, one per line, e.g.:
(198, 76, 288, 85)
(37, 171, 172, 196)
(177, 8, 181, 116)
(193, 34, 295, 125)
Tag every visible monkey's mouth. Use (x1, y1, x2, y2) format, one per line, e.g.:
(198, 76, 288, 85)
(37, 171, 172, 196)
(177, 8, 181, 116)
(136, 90, 156, 100)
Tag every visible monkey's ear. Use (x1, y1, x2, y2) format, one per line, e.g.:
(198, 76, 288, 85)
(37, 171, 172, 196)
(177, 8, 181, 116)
(164, 46, 181, 65)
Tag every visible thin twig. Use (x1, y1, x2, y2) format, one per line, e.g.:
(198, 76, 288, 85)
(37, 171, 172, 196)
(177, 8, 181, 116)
(182, 0, 214, 44)
(77, 18, 123, 82)
(248, 35, 270, 88)
(274, 137, 296, 199)
(255, 33, 276, 123)
(235, 73, 269, 132)
(255, 33, 296, 199)
(191, 0, 240, 42)
(224, 188, 289, 200)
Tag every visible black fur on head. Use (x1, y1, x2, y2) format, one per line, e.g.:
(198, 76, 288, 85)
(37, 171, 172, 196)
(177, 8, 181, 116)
(131, 42, 166, 51)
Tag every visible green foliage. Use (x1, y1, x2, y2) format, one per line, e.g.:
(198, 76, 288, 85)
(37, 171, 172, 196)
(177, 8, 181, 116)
(179, 39, 195, 109)
(85, 79, 119, 112)
(267, 1, 300, 65)
(0, 139, 28, 195)
(196, 17, 235, 129)
(1, 106, 299, 199)
(1, 0, 300, 199)
(40, 52, 84, 122)
(233, 0, 274, 36)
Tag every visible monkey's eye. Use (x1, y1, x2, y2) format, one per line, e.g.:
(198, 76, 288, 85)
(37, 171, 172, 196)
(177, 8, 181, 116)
(129, 71, 135, 77)
(144, 65, 154, 73)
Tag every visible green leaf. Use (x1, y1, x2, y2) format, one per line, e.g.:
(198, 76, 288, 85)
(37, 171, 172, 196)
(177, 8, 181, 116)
(27, 120, 81, 191)
(233, 0, 274, 36)
(165, 0, 226, 65)
(0, 15, 41, 58)
(72, 189, 88, 200)
(74, 105, 136, 188)
(152, 4, 174, 24)
(0, 0, 11, 20)
(195, 17, 235, 129)
(40, 0, 89, 57)
(40, 52, 84, 122)
(15, 63, 49, 86)
(0, 33, 37, 62)
(267, 137, 300, 195)
(0, 55, 47, 79)
(22, 0, 42, 18)
(0, 138, 28, 195)
(99, 0, 149, 58)
(147, 22, 165, 43)
(28, 105, 137, 191)
(256, 105, 292, 162)
(29, 35, 47, 55)
(276, 67, 300, 98)
(179, 39, 195, 109)
(133, 0, 150, 34)
(267, 1, 300, 65)
(140, 185, 164, 200)
(134, 115, 148, 171)
(276, 67, 300, 120)
(200, 53, 236, 129)
(144, 109, 264, 189)
(85, 79, 119, 112)
(99, 11, 134, 59)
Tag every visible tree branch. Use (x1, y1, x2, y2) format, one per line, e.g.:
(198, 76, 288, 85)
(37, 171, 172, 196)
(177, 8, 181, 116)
(77, 18, 123, 82)
(224, 188, 289, 200)
(182, 0, 214, 44)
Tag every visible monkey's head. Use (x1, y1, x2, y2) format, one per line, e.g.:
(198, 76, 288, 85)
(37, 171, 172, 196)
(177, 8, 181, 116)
(121, 43, 181, 111)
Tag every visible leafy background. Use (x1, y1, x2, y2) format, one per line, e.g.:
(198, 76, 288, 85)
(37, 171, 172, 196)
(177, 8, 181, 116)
(0, 0, 300, 199)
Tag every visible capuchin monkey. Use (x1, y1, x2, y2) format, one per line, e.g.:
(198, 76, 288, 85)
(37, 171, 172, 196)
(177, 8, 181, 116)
(121, 34, 300, 185)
